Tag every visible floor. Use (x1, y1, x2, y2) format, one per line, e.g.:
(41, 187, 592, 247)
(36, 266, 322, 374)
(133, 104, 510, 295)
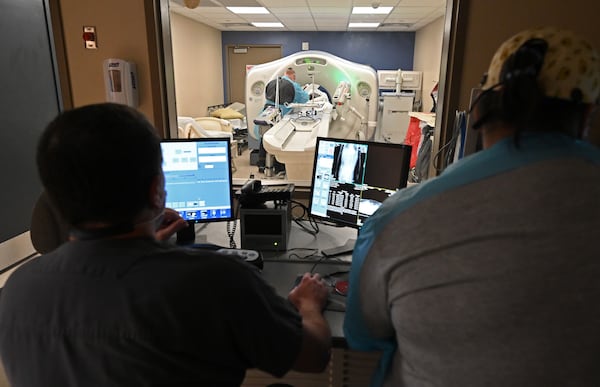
(232, 146, 288, 183)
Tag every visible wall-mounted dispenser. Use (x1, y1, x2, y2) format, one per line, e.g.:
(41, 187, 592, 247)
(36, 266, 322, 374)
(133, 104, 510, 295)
(103, 58, 138, 107)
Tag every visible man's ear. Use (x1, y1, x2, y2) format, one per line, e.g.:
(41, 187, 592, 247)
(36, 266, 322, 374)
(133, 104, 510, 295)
(148, 174, 166, 209)
(582, 105, 600, 145)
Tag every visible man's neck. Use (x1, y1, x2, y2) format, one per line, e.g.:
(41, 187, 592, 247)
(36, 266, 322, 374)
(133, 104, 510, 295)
(482, 124, 516, 149)
(70, 218, 157, 242)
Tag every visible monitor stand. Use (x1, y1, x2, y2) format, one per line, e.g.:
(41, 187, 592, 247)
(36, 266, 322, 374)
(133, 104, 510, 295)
(321, 238, 356, 258)
(176, 222, 196, 245)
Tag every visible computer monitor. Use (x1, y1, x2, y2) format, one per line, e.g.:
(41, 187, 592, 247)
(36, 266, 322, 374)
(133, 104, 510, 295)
(160, 138, 234, 242)
(308, 137, 411, 252)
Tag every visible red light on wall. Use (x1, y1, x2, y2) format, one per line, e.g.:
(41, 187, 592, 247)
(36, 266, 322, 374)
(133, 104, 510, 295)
(83, 26, 97, 49)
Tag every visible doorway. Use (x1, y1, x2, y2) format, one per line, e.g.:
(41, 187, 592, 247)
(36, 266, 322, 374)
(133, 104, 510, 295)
(226, 45, 282, 104)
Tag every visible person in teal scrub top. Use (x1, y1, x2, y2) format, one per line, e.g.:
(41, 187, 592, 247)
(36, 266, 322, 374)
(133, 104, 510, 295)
(344, 27, 600, 387)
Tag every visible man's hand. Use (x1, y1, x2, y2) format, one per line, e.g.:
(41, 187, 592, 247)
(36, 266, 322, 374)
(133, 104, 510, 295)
(155, 208, 188, 241)
(288, 272, 331, 372)
(288, 273, 329, 313)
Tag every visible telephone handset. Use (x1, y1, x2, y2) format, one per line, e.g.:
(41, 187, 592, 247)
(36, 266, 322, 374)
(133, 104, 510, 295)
(103, 58, 139, 108)
(238, 179, 294, 205)
(241, 179, 262, 194)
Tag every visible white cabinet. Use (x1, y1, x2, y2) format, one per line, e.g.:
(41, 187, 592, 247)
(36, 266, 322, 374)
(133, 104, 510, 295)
(379, 94, 414, 144)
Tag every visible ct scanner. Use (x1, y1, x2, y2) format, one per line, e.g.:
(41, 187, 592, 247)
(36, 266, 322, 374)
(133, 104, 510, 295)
(245, 51, 378, 181)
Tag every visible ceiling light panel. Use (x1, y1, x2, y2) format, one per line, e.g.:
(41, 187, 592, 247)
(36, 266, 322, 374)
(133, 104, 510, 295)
(251, 22, 284, 27)
(350, 15, 388, 22)
(348, 22, 380, 28)
(227, 7, 269, 14)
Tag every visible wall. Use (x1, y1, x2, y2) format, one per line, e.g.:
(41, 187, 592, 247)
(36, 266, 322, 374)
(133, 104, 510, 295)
(170, 12, 224, 118)
(445, 0, 600, 143)
(414, 16, 444, 113)
(57, 0, 157, 123)
(430, 0, 600, 173)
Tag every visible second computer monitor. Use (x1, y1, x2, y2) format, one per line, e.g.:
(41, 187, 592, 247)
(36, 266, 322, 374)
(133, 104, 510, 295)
(309, 137, 411, 229)
(161, 138, 234, 223)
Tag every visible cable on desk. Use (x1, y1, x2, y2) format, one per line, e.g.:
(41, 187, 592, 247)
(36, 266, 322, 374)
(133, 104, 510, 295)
(323, 270, 350, 279)
(286, 248, 320, 261)
(309, 255, 328, 274)
(290, 200, 319, 236)
(226, 201, 241, 249)
(308, 254, 351, 273)
(195, 223, 209, 233)
(314, 218, 348, 229)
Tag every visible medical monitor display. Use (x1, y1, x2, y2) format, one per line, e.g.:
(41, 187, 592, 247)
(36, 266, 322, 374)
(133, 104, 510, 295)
(161, 138, 234, 223)
(309, 137, 411, 229)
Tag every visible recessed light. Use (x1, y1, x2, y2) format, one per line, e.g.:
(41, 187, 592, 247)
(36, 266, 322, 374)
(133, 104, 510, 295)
(252, 22, 284, 28)
(352, 6, 393, 14)
(348, 22, 380, 28)
(227, 7, 269, 14)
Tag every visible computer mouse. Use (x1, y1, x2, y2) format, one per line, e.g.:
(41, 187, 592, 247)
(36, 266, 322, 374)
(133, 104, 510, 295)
(334, 280, 348, 296)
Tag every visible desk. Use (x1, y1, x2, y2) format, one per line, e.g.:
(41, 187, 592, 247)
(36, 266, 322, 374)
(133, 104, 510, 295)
(191, 220, 356, 343)
(190, 220, 380, 386)
(193, 219, 356, 261)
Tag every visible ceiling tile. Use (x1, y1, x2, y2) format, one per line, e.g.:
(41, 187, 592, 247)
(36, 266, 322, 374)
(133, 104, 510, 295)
(169, 0, 447, 32)
(306, 0, 352, 6)
(259, 0, 309, 6)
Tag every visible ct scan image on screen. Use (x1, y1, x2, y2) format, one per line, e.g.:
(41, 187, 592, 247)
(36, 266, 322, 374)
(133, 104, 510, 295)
(161, 138, 234, 223)
(309, 137, 411, 229)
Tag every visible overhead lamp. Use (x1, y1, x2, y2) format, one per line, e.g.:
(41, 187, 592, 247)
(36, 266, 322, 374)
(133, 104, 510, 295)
(183, 0, 200, 9)
(352, 6, 393, 14)
(252, 22, 284, 28)
(348, 22, 380, 28)
(227, 7, 269, 14)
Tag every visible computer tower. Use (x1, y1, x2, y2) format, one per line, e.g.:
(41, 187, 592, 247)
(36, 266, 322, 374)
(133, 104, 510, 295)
(240, 202, 291, 251)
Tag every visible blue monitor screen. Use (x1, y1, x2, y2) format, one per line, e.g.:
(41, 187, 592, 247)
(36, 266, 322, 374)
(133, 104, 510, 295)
(309, 137, 411, 229)
(161, 138, 234, 223)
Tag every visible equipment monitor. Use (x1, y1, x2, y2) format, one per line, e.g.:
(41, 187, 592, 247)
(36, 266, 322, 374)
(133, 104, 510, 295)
(309, 137, 411, 230)
(161, 138, 234, 224)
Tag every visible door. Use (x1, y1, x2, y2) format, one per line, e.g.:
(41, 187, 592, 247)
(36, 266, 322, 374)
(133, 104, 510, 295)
(226, 45, 281, 104)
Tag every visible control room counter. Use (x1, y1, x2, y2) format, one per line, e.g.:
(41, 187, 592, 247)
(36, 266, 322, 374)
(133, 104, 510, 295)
(192, 220, 356, 343)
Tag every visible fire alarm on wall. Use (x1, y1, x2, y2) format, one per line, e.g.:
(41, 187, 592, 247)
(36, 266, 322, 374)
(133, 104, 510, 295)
(83, 26, 97, 49)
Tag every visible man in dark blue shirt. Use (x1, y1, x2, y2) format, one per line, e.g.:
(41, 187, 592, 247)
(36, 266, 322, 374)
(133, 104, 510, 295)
(0, 103, 331, 386)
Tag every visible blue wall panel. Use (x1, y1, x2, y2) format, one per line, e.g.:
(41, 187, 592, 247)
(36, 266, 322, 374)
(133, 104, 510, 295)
(222, 31, 414, 69)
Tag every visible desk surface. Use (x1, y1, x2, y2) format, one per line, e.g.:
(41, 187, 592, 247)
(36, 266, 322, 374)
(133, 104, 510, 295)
(189, 220, 356, 344)
(193, 219, 356, 261)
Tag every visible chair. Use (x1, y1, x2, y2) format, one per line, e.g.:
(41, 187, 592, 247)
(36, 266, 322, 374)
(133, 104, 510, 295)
(177, 125, 189, 139)
(30, 190, 70, 254)
(193, 116, 234, 134)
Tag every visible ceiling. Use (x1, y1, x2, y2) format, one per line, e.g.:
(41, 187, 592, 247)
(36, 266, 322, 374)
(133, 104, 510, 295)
(169, 0, 447, 32)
